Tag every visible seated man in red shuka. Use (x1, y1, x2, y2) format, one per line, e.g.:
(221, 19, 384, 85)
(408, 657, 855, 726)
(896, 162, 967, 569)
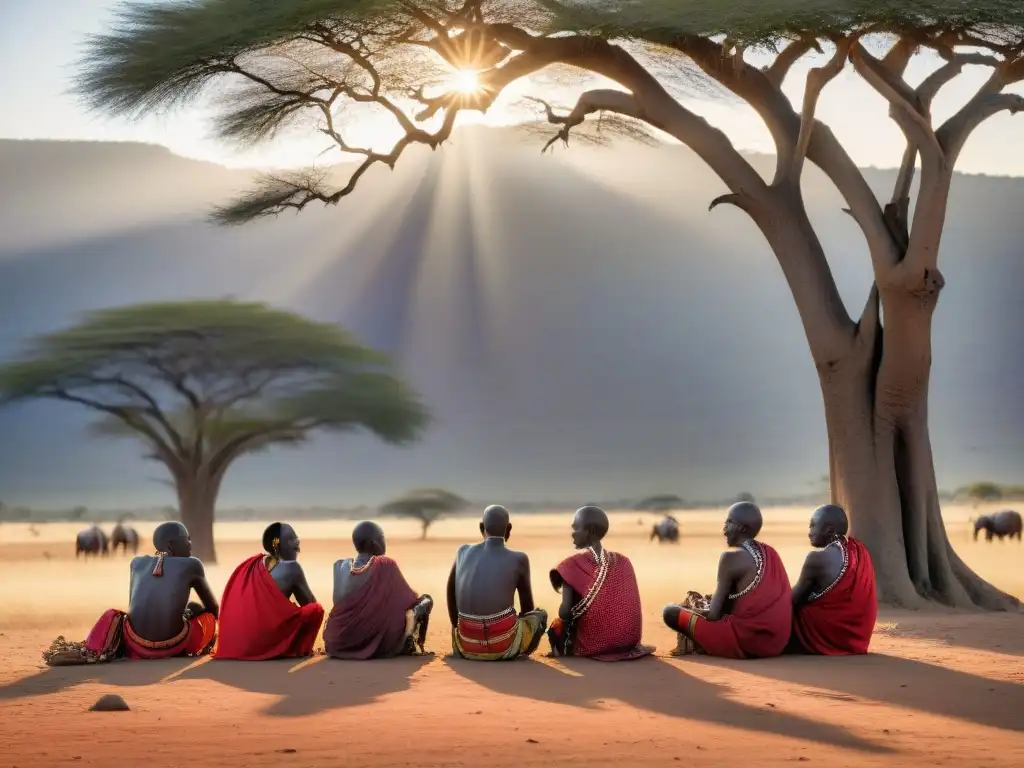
(214, 522, 325, 660)
(547, 506, 654, 661)
(44, 522, 219, 665)
(788, 504, 877, 655)
(662, 502, 792, 659)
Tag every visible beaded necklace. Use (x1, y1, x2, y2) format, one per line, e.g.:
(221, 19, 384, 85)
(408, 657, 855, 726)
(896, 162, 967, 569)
(808, 536, 849, 601)
(570, 546, 611, 620)
(349, 554, 376, 575)
(728, 540, 764, 600)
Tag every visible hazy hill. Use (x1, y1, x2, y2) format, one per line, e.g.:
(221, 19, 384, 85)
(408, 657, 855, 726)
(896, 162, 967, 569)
(1, 127, 1022, 510)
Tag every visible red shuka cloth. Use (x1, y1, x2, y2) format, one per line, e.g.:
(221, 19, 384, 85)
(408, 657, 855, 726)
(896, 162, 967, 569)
(213, 554, 325, 660)
(792, 537, 878, 655)
(686, 542, 793, 659)
(323, 556, 418, 659)
(85, 608, 217, 660)
(551, 551, 652, 661)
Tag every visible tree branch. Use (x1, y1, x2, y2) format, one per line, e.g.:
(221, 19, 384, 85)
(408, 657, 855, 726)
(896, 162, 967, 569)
(525, 89, 643, 151)
(937, 68, 1024, 164)
(50, 390, 184, 474)
(881, 37, 919, 77)
(789, 38, 851, 183)
(849, 43, 945, 162)
(763, 36, 822, 88)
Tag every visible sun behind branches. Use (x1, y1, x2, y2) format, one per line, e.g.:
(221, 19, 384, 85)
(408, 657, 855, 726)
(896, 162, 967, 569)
(450, 68, 481, 93)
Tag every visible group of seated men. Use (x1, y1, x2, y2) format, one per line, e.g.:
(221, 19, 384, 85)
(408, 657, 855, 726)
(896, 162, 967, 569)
(62, 501, 877, 665)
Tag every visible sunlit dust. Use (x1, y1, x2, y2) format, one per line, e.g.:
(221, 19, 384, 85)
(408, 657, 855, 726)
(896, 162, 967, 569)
(451, 69, 481, 93)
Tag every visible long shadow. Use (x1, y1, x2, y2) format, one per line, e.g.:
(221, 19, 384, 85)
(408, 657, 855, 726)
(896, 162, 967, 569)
(0, 657, 195, 701)
(177, 655, 433, 716)
(875, 607, 1024, 657)
(443, 655, 890, 754)
(0, 654, 433, 718)
(717, 652, 1024, 732)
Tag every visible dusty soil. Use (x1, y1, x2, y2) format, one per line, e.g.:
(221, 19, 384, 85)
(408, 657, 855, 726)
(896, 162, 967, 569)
(1, 507, 1021, 767)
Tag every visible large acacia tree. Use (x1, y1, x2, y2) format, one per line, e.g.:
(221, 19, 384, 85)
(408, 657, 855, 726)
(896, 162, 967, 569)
(0, 300, 429, 562)
(76, 1, 1023, 608)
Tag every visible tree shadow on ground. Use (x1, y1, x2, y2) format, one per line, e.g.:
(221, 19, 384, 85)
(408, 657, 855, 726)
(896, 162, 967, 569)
(706, 652, 1024, 732)
(0, 654, 433, 718)
(443, 654, 889, 754)
(175, 654, 433, 716)
(874, 608, 1024, 657)
(0, 657, 195, 701)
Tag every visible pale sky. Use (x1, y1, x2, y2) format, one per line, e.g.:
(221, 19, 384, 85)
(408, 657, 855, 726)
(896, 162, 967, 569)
(2, 0, 1021, 176)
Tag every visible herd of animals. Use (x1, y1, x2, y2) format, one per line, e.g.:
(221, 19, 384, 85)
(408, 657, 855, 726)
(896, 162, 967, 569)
(74, 521, 140, 557)
(69, 508, 1020, 558)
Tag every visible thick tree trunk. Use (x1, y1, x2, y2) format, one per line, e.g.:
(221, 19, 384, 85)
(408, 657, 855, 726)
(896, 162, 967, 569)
(176, 472, 220, 564)
(820, 283, 1019, 610)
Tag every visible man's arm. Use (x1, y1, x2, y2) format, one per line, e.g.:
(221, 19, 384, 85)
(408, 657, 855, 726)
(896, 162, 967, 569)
(516, 554, 536, 615)
(791, 551, 827, 607)
(189, 560, 220, 618)
(289, 563, 317, 606)
(558, 583, 577, 623)
(414, 594, 433, 621)
(706, 551, 739, 621)
(446, 560, 458, 627)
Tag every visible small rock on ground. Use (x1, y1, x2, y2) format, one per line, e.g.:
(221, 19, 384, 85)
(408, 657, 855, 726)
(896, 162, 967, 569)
(89, 694, 130, 712)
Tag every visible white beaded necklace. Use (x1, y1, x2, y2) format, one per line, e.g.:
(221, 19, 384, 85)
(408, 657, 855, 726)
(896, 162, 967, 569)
(570, 546, 611, 619)
(728, 540, 764, 600)
(808, 536, 849, 601)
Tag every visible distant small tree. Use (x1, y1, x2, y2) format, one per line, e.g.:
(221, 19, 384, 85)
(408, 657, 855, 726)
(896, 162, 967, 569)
(963, 481, 1003, 508)
(380, 488, 469, 539)
(70, 506, 88, 522)
(736, 492, 756, 504)
(0, 300, 430, 562)
(634, 494, 685, 512)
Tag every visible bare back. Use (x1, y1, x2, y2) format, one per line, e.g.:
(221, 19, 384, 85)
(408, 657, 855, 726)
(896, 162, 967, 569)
(128, 555, 205, 642)
(454, 539, 530, 617)
(332, 557, 374, 606)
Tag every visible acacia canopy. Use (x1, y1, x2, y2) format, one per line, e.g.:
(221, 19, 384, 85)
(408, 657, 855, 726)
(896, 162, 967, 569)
(379, 487, 470, 538)
(74, 1, 1023, 605)
(0, 300, 429, 561)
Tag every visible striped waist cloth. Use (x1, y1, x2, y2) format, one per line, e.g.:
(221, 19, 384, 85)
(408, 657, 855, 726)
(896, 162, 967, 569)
(456, 607, 518, 646)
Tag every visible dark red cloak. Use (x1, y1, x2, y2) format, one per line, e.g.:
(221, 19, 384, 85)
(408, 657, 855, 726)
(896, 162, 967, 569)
(792, 537, 878, 655)
(213, 554, 324, 660)
(688, 541, 793, 659)
(323, 556, 419, 659)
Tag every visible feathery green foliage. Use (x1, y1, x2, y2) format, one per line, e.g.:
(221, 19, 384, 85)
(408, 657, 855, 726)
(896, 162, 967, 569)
(0, 298, 430, 456)
(545, 0, 1024, 47)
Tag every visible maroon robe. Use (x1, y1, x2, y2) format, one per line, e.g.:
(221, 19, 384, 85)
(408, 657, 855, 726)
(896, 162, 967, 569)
(323, 556, 420, 659)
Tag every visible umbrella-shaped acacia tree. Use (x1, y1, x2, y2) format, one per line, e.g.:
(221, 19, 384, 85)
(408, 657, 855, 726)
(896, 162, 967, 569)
(379, 487, 470, 539)
(75, 1, 1024, 608)
(0, 300, 429, 562)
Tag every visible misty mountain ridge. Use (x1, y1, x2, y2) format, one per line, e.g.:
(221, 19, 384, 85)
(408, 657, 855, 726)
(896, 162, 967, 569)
(1, 124, 1022, 510)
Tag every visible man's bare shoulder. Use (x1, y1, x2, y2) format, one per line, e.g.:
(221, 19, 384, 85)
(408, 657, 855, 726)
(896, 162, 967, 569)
(804, 548, 830, 565)
(719, 548, 751, 569)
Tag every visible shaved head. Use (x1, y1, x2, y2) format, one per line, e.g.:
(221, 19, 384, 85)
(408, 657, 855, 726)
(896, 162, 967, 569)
(353, 520, 386, 556)
(481, 504, 511, 538)
(724, 501, 762, 546)
(815, 505, 849, 534)
(808, 504, 849, 547)
(576, 506, 609, 536)
(571, 505, 609, 549)
(153, 521, 190, 556)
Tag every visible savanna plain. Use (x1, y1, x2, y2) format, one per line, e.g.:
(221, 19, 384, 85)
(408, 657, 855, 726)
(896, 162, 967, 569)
(1, 506, 1021, 767)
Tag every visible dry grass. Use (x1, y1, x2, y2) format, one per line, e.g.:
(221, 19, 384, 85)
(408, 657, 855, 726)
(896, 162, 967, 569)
(1, 503, 1019, 638)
